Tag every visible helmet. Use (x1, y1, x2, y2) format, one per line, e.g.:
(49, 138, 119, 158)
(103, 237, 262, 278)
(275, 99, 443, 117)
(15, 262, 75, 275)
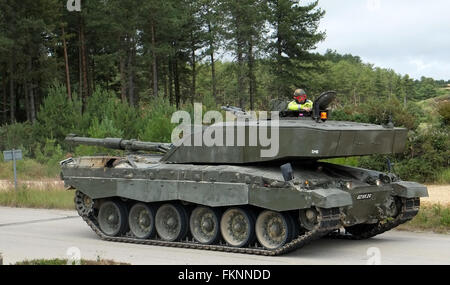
(294, 89, 307, 103)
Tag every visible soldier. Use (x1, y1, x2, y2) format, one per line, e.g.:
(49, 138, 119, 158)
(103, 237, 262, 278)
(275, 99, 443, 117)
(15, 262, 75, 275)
(288, 89, 313, 113)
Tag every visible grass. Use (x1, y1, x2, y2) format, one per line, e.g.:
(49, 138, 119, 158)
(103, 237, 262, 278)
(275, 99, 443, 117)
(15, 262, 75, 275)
(437, 168, 450, 184)
(15, 258, 129, 265)
(0, 187, 74, 210)
(0, 159, 60, 180)
(397, 203, 450, 234)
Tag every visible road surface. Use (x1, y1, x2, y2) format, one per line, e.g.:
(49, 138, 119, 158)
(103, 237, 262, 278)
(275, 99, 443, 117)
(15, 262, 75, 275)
(0, 207, 449, 265)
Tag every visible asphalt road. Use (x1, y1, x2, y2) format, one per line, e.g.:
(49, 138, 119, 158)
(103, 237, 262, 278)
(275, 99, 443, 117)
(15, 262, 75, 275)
(0, 207, 449, 265)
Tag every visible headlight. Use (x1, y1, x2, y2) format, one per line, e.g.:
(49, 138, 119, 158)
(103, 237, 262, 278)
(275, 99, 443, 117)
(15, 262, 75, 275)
(346, 181, 353, 189)
(376, 179, 382, 186)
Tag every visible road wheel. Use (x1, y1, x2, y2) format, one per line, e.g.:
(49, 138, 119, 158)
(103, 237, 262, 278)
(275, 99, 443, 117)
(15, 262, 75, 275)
(255, 211, 291, 250)
(189, 207, 221, 245)
(220, 208, 255, 248)
(155, 203, 188, 241)
(128, 203, 156, 239)
(299, 208, 319, 231)
(98, 200, 128, 237)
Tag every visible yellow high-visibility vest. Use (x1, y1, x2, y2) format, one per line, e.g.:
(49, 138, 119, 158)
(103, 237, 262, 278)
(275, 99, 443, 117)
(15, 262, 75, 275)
(288, 100, 313, 111)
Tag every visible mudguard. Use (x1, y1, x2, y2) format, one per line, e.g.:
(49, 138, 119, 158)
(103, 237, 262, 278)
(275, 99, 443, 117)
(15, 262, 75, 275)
(308, 188, 353, 209)
(391, 181, 429, 199)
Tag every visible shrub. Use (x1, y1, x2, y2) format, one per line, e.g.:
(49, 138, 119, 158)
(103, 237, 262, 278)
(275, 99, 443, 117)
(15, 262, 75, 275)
(83, 88, 140, 138)
(33, 83, 83, 145)
(438, 102, 450, 125)
(138, 96, 177, 143)
(0, 122, 34, 155)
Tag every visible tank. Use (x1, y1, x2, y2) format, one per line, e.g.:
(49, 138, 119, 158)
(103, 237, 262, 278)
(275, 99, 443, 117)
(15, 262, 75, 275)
(60, 92, 428, 256)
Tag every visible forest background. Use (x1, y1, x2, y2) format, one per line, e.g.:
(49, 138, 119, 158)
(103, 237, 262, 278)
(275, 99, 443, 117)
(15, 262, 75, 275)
(0, 0, 448, 183)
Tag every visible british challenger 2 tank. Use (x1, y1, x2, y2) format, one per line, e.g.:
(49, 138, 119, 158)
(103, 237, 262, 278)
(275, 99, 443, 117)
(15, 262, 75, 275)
(60, 92, 428, 256)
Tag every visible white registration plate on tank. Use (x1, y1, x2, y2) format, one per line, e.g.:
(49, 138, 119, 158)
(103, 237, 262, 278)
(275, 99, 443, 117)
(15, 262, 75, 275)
(356, 193, 373, 200)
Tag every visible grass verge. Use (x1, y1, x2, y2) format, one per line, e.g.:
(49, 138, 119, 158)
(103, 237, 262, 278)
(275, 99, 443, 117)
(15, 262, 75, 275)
(437, 168, 450, 184)
(397, 203, 450, 234)
(15, 258, 129, 265)
(0, 187, 74, 210)
(0, 159, 60, 180)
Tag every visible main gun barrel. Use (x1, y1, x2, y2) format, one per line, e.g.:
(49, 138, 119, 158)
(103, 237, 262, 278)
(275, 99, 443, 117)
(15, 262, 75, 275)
(65, 135, 172, 153)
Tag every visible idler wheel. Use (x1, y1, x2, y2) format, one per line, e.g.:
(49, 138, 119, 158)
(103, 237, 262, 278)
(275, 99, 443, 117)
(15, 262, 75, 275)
(256, 211, 291, 250)
(190, 207, 221, 245)
(98, 200, 128, 237)
(155, 203, 188, 242)
(128, 203, 156, 239)
(220, 208, 255, 248)
(75, 191, 94, 216)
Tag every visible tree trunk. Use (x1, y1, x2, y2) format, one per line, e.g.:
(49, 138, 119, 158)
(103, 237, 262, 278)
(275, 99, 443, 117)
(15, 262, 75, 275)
(127, 38, 135, 107)
(25, 84, 31, 122)
(248, 40, 255, 110)
(29, 83, 36, 124)
(90, 55, 95, 92)
(62, 26, 72, 100)
(174, 55, 180, 109)
(163, 70, 168, 99)
(28, 56, 36, 124)
(191, 40, 196, 105)
(237, 48, 245, 108)
(151, 21, 158, 97)
(120, 53, 127, 103)
(9, 59, 15, 123)
(78, 30, 83, 97)
(2, 67, 7, 123)
(207, 23, 217, 100)
(168, 57, 174, 105)
(276, 2, 282, 98)
(80, 15, 89, 112)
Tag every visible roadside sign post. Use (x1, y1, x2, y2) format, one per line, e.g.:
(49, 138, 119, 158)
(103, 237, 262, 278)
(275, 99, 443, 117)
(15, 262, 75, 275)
(3, 149, 23, 191)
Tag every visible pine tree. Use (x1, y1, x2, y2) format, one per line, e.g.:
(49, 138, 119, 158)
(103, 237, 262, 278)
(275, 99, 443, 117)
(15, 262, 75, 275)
(267, 0, 325, 98)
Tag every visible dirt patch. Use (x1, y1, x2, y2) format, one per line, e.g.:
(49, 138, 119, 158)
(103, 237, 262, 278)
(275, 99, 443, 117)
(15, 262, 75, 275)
(0, 179, 64, 191)
(422, 185, 450, 205)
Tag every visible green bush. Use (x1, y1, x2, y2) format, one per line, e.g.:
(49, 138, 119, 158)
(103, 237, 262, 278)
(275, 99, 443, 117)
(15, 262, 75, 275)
(33, 83, 83, 145)
(34, 138, 65, 177)
(331, 98, 423, 130)
(0, 122, 35, 155)
(83, 88, 140, 138)
(438, 102, 450, 125)
(138, 96, 177, 143)
(73, 116, 125, 156)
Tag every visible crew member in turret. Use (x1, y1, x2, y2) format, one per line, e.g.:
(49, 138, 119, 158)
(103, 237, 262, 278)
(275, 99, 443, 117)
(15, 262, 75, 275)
(288, 89, 313, 113)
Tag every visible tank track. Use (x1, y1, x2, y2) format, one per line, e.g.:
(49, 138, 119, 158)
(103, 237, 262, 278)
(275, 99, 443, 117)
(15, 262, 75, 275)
(75, 195, 341, 256)
(327, 197, 420, 240)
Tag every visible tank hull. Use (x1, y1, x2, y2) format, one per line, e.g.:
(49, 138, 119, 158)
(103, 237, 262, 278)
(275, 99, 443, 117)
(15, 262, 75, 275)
(61, 155, 427, 255)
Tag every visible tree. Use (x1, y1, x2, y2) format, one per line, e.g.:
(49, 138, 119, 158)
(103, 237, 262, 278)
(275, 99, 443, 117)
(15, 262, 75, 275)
(222, 0, 266, 109)
(267, 0, 325, 98)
